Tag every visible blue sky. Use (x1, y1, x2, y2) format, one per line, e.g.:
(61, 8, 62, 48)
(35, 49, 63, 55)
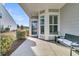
(4, 3, 29, 27)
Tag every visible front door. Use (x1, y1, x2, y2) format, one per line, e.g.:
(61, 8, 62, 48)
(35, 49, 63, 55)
(31, 21, 38, 38)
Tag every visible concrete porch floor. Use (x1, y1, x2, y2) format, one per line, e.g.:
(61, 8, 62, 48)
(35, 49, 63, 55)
(11, 37, 78, 56)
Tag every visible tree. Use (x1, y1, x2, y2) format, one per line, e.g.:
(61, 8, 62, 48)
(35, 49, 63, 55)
(17, 25, 19, 29)
(20, 25, 24, 30)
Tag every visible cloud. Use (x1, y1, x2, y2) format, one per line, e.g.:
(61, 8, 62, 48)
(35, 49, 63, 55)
(7, 9, 21, 20)
(8, 9, 28, 24)
(7, 8, 15, 16)
(7, 8, 25, 21)
(2, 3, 6, 6)
(5, 6, 29, 26)
(16, 16, 26, 21)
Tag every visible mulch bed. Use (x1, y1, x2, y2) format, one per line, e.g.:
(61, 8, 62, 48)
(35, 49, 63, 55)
(6, 39, 26, 56)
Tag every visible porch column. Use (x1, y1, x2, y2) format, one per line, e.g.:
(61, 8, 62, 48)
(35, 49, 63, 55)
(44, 9, 49, 40)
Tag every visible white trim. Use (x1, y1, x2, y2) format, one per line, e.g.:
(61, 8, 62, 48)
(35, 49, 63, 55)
(39, 15, 45, 35)
(58, 9, 60, 35)
(38, 9, 60, 40)
(38, 11, 46, 39)
(30, 18, 38, 37)
(30, 8, 60, 40)
(48, 12, 60, 35)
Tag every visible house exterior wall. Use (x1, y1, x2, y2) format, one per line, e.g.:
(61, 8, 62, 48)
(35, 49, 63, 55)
(30, 9, 60, 40)
(0, 4, 17, 31)
(38, 10, 48, 40)
(60, 3, 79, 36)
(20, 3, 65, 40)
(29, 18, 32, 36)
(24, 3, 79, 40)
(38, 9, 60, 40)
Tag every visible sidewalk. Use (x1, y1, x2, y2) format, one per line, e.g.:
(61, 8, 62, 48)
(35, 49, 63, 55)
(11, 37, 78, 56)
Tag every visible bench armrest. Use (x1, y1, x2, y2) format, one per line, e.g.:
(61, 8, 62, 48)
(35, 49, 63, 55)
(58, 36, 65, 39)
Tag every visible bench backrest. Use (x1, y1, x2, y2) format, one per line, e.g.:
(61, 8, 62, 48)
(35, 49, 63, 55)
(65, 34, 79, 43)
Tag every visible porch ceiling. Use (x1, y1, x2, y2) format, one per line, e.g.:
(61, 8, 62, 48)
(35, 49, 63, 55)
(19, 3, 65, 17)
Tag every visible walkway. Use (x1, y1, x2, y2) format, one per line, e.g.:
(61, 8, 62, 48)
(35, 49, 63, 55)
(11, 37, 78, 56)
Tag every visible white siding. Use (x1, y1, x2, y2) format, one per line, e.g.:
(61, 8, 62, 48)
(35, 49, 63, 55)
(60, 3, 79, 36)
(38, 12, 45, 39)
(0, 4, 17, 31)
(45, 10, 49, 40)
(30, 3, 79, 40)
(38, 9, 60, 40)
(38, 10, 48, 40)
(29, 18, 31, 36)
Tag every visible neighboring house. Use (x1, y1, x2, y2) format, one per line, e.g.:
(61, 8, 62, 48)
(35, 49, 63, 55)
(0, 4, 17, 31)
(20, 3, 79, 40)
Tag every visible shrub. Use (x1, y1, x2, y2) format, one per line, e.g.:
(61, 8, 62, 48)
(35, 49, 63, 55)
(0, 35, 14, 55)
(16, 29, 26, 40)
(26, 29, 29, 36)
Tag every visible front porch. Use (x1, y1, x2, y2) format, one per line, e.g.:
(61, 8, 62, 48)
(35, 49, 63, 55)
(11, 37, 78, 56)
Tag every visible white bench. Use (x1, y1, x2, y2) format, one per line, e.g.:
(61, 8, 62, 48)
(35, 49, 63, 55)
(57, 34, 79, 56)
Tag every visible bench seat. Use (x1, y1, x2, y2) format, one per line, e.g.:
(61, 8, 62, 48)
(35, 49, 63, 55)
(57, 33, 79, 51)
(58, 38, 79, 47)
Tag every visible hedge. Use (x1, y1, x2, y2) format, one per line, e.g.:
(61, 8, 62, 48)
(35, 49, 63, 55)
(0, 35, 14, 55)
(16, 29, 26, 40)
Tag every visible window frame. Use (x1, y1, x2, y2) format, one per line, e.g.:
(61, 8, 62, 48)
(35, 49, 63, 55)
(40, 16, 45, 34)
(49, 15, 58, 35)
(31, 21, 38, 35)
